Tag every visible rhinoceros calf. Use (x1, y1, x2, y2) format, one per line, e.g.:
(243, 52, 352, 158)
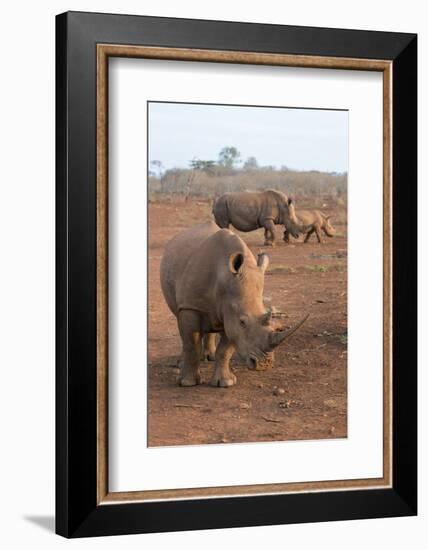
(284, 203, 335, 244)
(212, 190, 306, 246)
(160, 221, 307, 387)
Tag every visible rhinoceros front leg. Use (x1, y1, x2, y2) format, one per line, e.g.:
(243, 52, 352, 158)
(262, 219, 276, 246)
(314, 223, 323, 243)
(304, 227, 315, 243)
(178, 310, 202, 386)
(209, 333, 237, 388)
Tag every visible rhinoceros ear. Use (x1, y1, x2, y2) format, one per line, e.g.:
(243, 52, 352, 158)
(229, 252, 244, 274)
(288, 197, 293, 205)
(257, 253, 269, 273)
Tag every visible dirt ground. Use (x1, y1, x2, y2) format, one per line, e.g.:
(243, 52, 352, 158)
(148, 197, 347, 447)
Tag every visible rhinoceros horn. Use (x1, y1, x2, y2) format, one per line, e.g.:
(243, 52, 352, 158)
(269, 313, 309, 348)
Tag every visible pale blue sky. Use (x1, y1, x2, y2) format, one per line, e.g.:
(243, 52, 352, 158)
(148, 102, 348, 173)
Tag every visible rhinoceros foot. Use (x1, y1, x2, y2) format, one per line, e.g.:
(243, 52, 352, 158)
(209, 368, 237, 388)
(263, 240, 275, 247)
(179, 371, 202, 386)
(202, 350, 216, 361)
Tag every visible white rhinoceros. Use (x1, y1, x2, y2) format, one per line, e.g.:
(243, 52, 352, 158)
(212, 189, 307, 246)
(160, 221, 307, 387)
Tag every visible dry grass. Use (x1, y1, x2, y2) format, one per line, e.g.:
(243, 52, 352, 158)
(267, 265, 297, 274)
(150, 168, 347, 202)
(305, 265, 329, 273)
(266, 263, 346, 275)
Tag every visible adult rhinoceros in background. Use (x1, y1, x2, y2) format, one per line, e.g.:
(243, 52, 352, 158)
(160, 221, 307, 387)
(212, 189, 307, 246)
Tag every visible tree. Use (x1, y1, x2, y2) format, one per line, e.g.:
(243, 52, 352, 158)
(218, 146, 241, 168)
(150, 160, 164, 179)
(243, 156, 258, 170)
(189, 158, 217, 175)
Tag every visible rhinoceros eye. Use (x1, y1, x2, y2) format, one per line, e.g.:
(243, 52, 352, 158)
(239, 316, 248, 328)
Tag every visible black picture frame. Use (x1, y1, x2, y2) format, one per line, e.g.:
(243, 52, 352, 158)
(56, 11, 417, 538)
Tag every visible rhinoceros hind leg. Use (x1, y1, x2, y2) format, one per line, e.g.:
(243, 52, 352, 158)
(209, 334, 237, 388)
(263, 220, 276, 246)
(201, 333, 217, 361)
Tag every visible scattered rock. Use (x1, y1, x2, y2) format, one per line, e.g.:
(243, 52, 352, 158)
(239, 402, 251, 410)
(330, 426, 336, 435)
(273, 387, 285, 396)
(261, 416, 281, 423)
(279, 399, 302, 409)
